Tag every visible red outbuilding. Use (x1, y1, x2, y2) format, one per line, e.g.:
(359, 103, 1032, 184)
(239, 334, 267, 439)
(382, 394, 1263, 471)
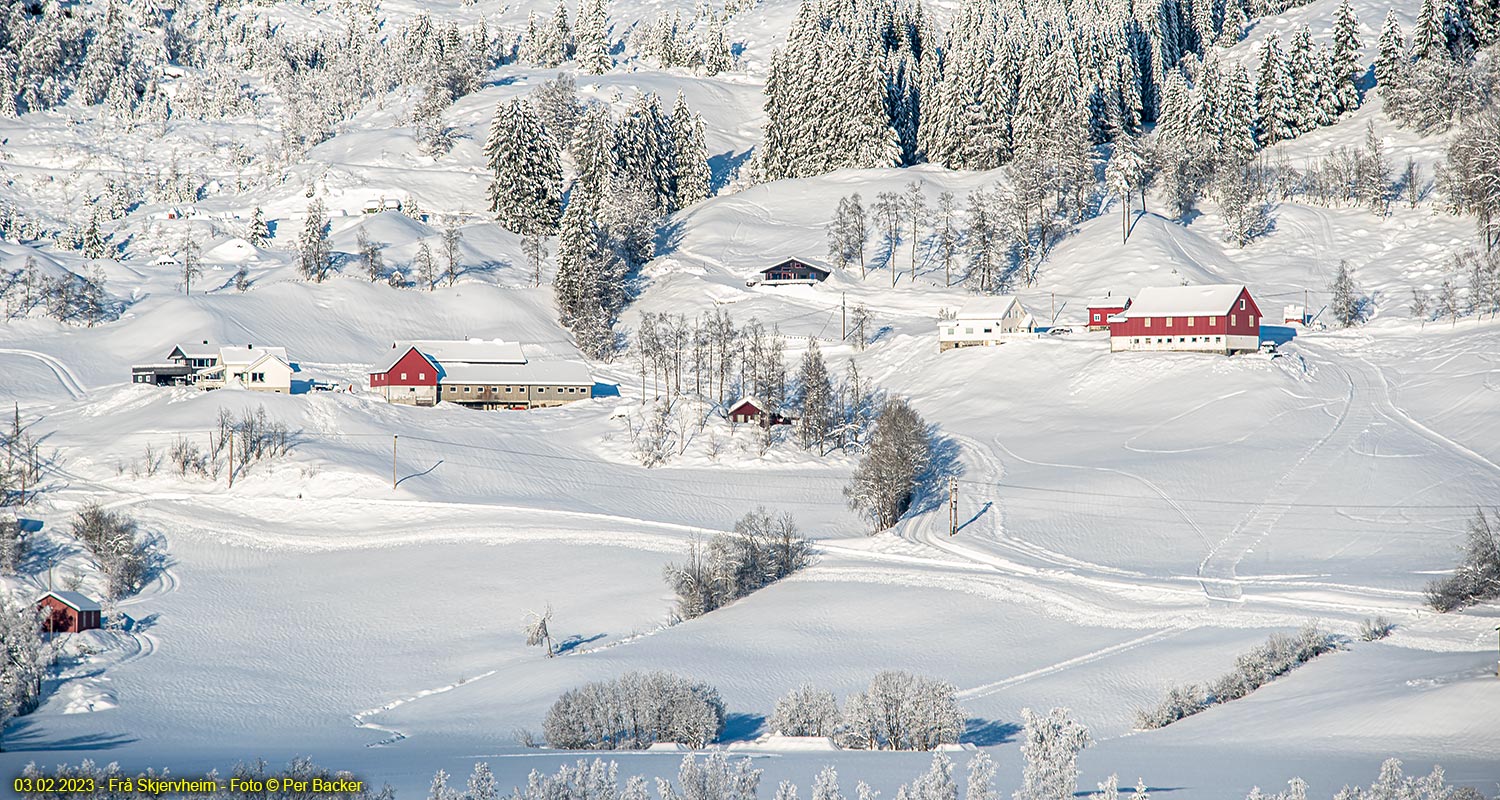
(726, 396, 792, 426)
(1108, 284, 1262, 354)
(1086, 296, 1131, 330)
(369, 346, 440, 406)
(37, 590, 102, 633)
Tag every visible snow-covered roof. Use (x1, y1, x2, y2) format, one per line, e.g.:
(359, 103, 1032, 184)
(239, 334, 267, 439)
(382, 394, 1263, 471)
(728, 396, 767, 413)
(1118, 285, 1248, 318)
(953, 296, 1022, 320)
(220, 345, 289, 366)
(171, 342, 220, 359)
(402, 339, 526, 365)
(1088, 296, 1131, 308)
(204, 237, 258, 263)
(40, 590, 101, 612)
(440, 360, 593, 387)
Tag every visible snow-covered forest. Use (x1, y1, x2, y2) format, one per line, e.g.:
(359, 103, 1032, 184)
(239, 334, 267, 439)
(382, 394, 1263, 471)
(1, 0, 1499, 795)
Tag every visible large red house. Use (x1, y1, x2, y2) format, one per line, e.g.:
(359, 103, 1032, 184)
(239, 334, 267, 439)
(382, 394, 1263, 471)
(1109, 284, 1261, 354)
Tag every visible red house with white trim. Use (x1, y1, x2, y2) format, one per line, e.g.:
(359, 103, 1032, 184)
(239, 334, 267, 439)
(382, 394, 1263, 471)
(37, 591, 102, 633)
(1087, 296, 1131, 331)
(1109, 284, 1262, 354)
(370, 346, 440, 406)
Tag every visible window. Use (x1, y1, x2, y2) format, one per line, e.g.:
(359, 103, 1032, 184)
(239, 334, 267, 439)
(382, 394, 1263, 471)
(983, 327, 993, 333)
(1215, 336, 1222, 342)
(1188, 317, 1195, 327)
(401, 372, 407, 380)
(946, 328, 955, 335)
(491, 387, 498, 392)
(1093, 313, 1101, 322)
(419, 372, 425, 380)
(464, 386, 471, 393)
(251, 372, 265, 383)
(1165, 318, 1173, 328)
(1144, 318, 1152, 328)
(1210, 317, 1219, 326)
(505, 387, 512, 393)
(1230, 314, 1237, 326)
(1240, 299, 1247, 310)
(1249, 315, 1256, 326)
(964, 327, 974, 334)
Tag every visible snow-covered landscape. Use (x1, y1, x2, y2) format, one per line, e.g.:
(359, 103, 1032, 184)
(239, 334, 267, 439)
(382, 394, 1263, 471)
(0, 0, 1498, 797)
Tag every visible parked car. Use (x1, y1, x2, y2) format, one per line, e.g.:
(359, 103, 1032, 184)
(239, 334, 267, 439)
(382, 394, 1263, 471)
(1047, 326, 1073, 336)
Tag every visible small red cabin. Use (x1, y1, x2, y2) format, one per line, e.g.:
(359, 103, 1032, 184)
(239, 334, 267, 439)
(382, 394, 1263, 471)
(726, 397, 792, 426)
(37, 591, 102, 633)
(1087, 296, 1131, 330)
(370, 346, 440, 406)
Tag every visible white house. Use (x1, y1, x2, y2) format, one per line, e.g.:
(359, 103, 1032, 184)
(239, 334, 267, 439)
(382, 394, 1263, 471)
(132, 342, 295, 392)
(196, 345, 294, 393)
(938, 296, 1036, 352)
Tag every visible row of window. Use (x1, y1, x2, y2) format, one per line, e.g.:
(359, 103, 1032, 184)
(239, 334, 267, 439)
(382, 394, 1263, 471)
(1141, 314, 1256, 328)
(1130, 336, 1224, 344)
(443, 385, 589, 395)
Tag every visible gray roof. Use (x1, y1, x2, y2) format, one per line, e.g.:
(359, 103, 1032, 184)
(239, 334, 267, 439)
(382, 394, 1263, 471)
(402, 339, 527, 365)
(41, 590, 101, 612)
(441, 359, 594, 387)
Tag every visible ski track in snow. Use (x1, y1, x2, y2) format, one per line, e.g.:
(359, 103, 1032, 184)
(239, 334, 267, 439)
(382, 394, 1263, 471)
(0, 347, 88, 399)
(957, 626, 1191, 699)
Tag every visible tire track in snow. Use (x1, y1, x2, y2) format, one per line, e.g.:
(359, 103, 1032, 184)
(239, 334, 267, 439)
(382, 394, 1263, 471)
(1196, 354, 1363, 602)
(957, 626, 1191, 699)
(351, 670, 498, 747)
(0, 347, 87, 399)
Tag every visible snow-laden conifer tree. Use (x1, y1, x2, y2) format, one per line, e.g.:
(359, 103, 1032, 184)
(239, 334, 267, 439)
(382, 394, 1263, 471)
(616, 93, 679, 216)
(672, 93, 711, 209)
(1254, 35, 1297, 146)
(576, 0, 611, 74)
(1219, 0, 1246, 46)
(246, 207, 270, 248)
(1411, 0, 1447, 60)
(484, 98, 563, 235)
(0, 597, 51, 751)
(896, 754, 956, 800)
(298, 199, 332, 282)
(465, 763, 497, 800)
(1329, 260, 1362, 325)
(1330, 0, 1362, 113)
(966, 753, 997, 800)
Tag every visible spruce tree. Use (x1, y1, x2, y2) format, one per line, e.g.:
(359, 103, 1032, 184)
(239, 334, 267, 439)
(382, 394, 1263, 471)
(484, 98, 563, 235)
(1254, 35, 1297, 147)
(794, 340, 836, 455)
(576, 0, 610, 75)
(1375, 12, 1409, 95)
(1287, 28, 1320, 134)
(671, 93, 711, 209)
(246, 207, 269, 248)
(616, 94, 677, 215)
(1218, 0, 1246, 47)
(1329, 260, 1361, 326)
(1330, 0, 1362, 113)
(1412, 0, 1446, 60)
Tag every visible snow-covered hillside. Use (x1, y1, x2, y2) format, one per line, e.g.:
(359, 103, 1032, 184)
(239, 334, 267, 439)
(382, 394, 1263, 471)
(1, 0, 1498, 797)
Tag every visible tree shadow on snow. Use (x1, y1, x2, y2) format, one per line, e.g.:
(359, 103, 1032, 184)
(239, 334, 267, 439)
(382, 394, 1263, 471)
(708, 149, 752, 194)
(961, 718, 1021, 746)
(719, 712, 766, 743)
(652, 217, 688, 262)
(907, 429, 964, 519)
(554, 632, 607, 655)
(0, 720, 137, 752)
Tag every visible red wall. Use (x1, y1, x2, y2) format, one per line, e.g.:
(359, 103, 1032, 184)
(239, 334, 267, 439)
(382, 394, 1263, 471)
(1109, 289, 1262, 338)
(370, 348, 438, 388)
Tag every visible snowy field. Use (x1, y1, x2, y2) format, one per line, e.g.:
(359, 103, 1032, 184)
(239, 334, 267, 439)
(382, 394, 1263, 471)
(2, 0, 1499, 796)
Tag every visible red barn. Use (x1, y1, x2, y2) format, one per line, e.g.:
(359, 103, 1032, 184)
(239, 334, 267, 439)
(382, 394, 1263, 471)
(1086, 296, 1131, 330)
(369, 346, 439, 406)
(37, 591, 102, 633)
(1109, 284, 1262, 354)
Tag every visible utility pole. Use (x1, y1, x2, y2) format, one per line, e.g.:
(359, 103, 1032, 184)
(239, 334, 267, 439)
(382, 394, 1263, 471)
(842, 293, 847, 341)
(948, 477, 958, 536)
(1050, 292, 1056, 326)
(392, 435, 399, 490)
(1494, 624, 1499, 678)
(227, 428, 234, 488)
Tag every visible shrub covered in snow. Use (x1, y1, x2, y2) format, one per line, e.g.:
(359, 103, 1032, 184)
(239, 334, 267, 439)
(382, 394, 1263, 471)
(0, 597, 52, 748)
(69, 503, 162, 599)
(836, 671, 966, 751)
(1136, 625, 1338, 729)
(845, 398, 934, 533)
(1425, 508, 1500, 612)
(664, 508, 812, 620)
(1358, 616, 1396, 641)
(769, 684, 842, 737)
(543, 670, 726, 749)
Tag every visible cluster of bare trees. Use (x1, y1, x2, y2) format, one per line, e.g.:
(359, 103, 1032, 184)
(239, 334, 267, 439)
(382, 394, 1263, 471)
(543, 671, 726, 750)
(826, 183, 1056, 295)
(161, 407, 293, 483)
(1, 406, 42, 510)
(634, 310, 784, 408)
(845, 398, 935, 532)
(1425, 508, 1500, 611)
(69, 504, 163, 599)
(769, 671, 966, 751)
(663, 508, 813, 620)
(0, 258, 117, 326)
(1411, 249, 1500, 326)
